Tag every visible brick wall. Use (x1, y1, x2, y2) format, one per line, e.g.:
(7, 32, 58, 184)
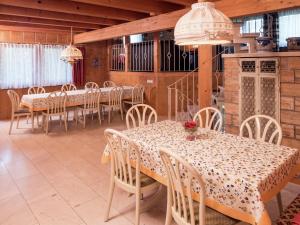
(223, 55, 300, 149)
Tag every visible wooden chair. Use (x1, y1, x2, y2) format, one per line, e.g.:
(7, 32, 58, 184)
(103, 81, 116, 88)
(193, 107, 223, 131)
(102, 87, 123, 124)
(126, 104, 157, 129)
(240, 115, 283, 214)
(61, 83, 77, 92)
(85, 82, 99, 89)
(159, 148, 238, 225)
(76, 89, 101, 128)
(28, 86, 46, 95)
(123, 85, 144, 108)
(240, 115, 282, 145)
(104, 129, 160, 225)
(27, 86, 46, 125)
(7, 90, 33, 134)
(42, 91, 67, 135)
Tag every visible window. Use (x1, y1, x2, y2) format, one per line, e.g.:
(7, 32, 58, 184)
(241, 16, 263, 34)
(279, 9, 300, 47)
(0, 43, 72, 89)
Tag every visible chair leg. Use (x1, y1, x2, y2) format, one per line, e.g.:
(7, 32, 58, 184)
(59, 115, 62, 127)
(64, 113, 68, 133)
(98, 110, 101, 125)
(104, 177, 115, 222)
(135, 189, 141, 225)
(108, 108, 111, 124)
(45, 115, 49, 135)
(120, 105, 124, 121)
(83, 114, 86, 128)
(277, 192, 283, 215)
(17, 116, 20, 128)
(31, 113, 34, 132)
(165, 188, 172, 225)
(9, 115, 14, 135)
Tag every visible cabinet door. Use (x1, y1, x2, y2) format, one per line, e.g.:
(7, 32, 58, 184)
(240, 76, 256, 122)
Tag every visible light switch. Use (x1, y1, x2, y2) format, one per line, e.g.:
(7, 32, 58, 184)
(146, 80, 154, 84)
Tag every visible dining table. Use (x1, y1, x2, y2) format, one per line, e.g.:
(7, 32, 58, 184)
(101, 120, 300, 225)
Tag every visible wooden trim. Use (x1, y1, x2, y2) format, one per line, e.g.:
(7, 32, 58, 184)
(74, 0, 300, 43)
(0, 5, 120, 26)
(0, 24, 74, 34)
(0, 0, 147, 21)
(160, 0, 195, 6)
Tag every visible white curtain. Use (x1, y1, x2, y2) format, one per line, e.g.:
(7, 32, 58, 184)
(0, 43, 72, 89)
(279, 9, 300, 47)
(241, 16, 264, 34)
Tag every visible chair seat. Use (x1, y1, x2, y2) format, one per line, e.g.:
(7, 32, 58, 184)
(204, 207, 238, 225)
(277, 194, 300, 225)
(15, 108, 31, 114)
(123, 100, 142, 105)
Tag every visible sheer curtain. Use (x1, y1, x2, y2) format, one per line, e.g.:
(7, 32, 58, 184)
(0, 43, 72, 89)
(279, 9, 300, 47)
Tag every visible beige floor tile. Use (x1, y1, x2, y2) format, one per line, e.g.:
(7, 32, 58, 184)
(73, 197, 132, 225)
(0, 174, 20, 201)
(29, 193, 85, 225)
(0, 194, 38, 225)
(15, 174, 57, 204)
(4, 157, 40, 180)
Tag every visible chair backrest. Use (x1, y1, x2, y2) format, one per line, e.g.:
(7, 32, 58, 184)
(85, 82, 99, 89)
(126, 104, 157, 129)
(28, 86, 46, 95)
(131, 85, 144, 104)
(103, 81, 116, 88)
(7, 90, 20, 113)
(84, 89, 101, 110)
(160, 148, 206, 225)
(108, 86, 123, 107)
(240, 114, 282, 145)
(193, 107, 222, 131)
(61, 83, 77, 92)
(104, 128, 141, 188)
(46, 91, 67, 115)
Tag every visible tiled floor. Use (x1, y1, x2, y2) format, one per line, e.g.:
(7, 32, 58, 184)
(0, 115, 298, 225)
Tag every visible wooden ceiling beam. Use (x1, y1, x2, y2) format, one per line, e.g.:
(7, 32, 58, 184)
(0, 21, 87, 32)
(70, 0, 182, 14)
(74, 0, 300, 44)
(0, 0, 147, 21)
(0, 24, 75, 34)
(0, 14, 103, 30)
(158, 0, 195, 6)
(0, 5, 122, 26)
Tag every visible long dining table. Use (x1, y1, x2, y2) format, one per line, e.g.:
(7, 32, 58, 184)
(20, 86, 134, 128)
(101, 120, 300, 225)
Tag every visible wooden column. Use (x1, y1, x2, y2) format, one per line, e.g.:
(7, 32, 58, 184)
(124, 36, 130, 72)
(198, 45, 212, 109)
(106, 39, 112, 72)
(153, 32, 160, 73)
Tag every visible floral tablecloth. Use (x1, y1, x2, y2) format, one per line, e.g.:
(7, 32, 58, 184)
(21, 86, 133, 111)
(102, 120, 300, 223)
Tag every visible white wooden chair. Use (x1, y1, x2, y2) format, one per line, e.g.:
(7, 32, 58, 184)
(7, 90, 33, 134)
(239, 115, 282, 145)
(27, 86, 46, 125)
(102, 86, 123, 124)
(126, 104, 157, 129)
(76, 89, 101, 128)
(61, 83, 77, 92)
(123, 85, 144, 109)
(104, 129, 160, 225)
(160, 148, 238, 225)
(85, 82, 99, 89)
(42, 91, 67, 135)
(240, 114, 283, 214)
(193, 107, 223, 131)
(103, 81, 116, 88)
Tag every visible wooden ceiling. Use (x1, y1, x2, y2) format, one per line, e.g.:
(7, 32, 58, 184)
(0, 0, 196, 32)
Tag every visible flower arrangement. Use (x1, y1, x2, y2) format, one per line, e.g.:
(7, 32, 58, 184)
(184, 121, 197, 133)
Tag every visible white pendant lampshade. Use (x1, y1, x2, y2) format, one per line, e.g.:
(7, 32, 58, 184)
(60, 44, 83, 64)
(60, 27, 83, 64)
(174, 1, 234, 46)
